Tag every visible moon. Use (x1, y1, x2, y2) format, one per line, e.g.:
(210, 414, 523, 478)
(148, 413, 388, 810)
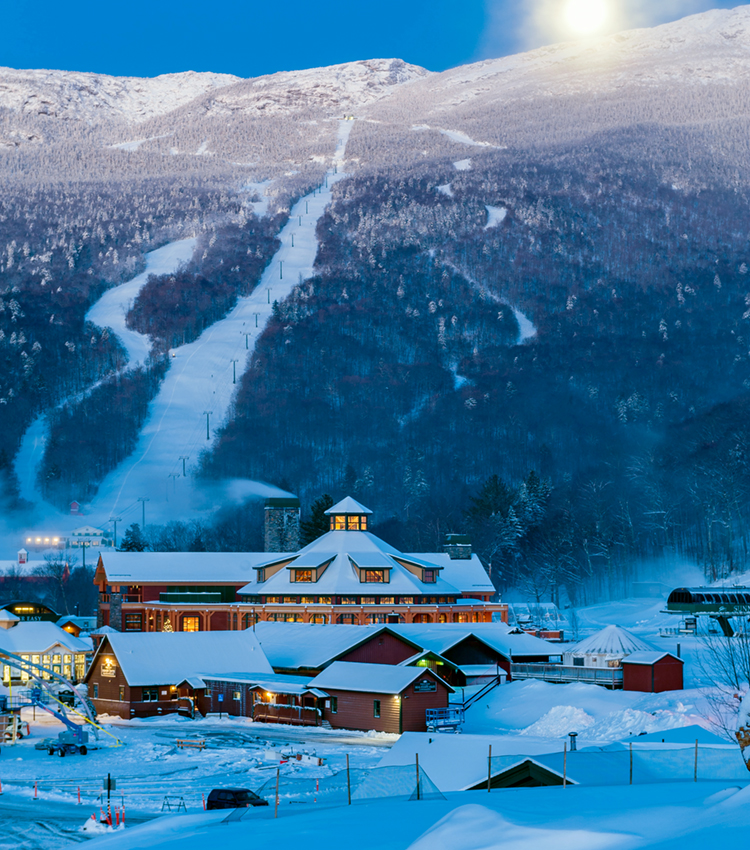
(563, 0, 610, 36)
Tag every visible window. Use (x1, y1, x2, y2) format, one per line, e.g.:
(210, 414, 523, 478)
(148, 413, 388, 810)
(340, 596, 358, 605)
(124, 613, 143, 631)
(373, 700, 381, 718)
(233, 691, 241, 701)
(93, 684, 99, 699)
(182, 616, 200, 632)
(294, 570, 313, 582)
(119, 686, 125, 701)
(333, 515, 346, 530)
(363, 570, 385, 583)
(205, 689, 212, 697)
(257, 569, 266, 583)
(400, 597, 414, 605)
(284, 596, 298, 604)
(380, 596, 395, 605)
(330, 697, 338, 714)
(318, 597, 332, 604)
(423, 570, 436, 583)
(266, 596, 280, 604)
(361, 597, 376, 605)
(142, 687, 158, 701)
(301, 597, 315, 604)
(347, 516, 360, 530)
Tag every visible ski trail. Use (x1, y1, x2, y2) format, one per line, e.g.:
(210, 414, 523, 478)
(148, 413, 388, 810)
(85, 120, 354, 525)
(86, 238, 197, 368)
(13, 240, 198, 521)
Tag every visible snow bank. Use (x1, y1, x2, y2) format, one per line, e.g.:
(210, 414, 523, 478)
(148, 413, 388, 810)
(453, 159, 471, 171)
(484, 205, 507, 228)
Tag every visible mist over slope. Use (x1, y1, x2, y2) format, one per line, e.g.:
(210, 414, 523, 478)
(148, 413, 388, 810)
(3, 9, 750, 599)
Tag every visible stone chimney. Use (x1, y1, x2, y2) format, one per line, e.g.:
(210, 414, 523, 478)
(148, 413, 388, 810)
(264, 497, 301, 552)
(109, 590, 123, 631)
(444, 533, 472, 560)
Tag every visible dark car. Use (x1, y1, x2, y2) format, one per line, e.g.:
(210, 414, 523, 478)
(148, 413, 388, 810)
(206, 788, 269, 810)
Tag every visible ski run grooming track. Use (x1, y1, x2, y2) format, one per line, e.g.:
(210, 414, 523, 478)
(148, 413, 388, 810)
(15, 120, 354, 529)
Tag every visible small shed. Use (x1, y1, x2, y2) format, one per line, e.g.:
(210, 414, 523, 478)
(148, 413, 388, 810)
(621, 651, 684, 693)
(309, 661, 453, 734)
(563, 625, 653, 669)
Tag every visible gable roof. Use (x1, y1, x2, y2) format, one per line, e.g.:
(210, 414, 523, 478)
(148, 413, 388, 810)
(86, 630, 273, 686)
(389, 623, 556, 660)
(253, 622, 422, 670)
(309, 661, 453, 694)
(325, 497, 373, 515)
(97, 551, 283, 584)
(0, 620, 90, 654)
(621, 651, 683, 665)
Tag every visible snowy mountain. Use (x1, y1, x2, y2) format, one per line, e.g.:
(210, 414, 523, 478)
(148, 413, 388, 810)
(0, 67, 241, 124)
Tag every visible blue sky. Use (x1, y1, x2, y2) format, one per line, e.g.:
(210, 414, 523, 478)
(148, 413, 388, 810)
(2, 1, 741, 78)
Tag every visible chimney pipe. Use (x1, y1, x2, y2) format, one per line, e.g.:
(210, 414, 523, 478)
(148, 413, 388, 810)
(569, 732, 578, 752)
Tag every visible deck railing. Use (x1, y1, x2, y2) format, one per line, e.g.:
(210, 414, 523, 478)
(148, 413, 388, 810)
(510, 663, 623, 687)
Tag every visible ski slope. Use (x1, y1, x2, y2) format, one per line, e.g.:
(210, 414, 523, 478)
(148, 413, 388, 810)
(83, 120, 354, 527)
(86, 238, 198, 368)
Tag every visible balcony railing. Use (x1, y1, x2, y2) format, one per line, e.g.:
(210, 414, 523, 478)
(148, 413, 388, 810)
(510, 663, 623, 687)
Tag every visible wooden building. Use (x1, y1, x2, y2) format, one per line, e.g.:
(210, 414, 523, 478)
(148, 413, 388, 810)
(0, 611, 90, 683)
(309, 661, 453, 734)
(621, 651, 684, 693)
(84, 630, 273, 718)
(94, 497, 506, 633)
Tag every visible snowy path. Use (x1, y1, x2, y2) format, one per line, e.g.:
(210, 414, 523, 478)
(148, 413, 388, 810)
(12, 240, 198, 525)
(86, 238, 197, 368)
(82, 121, 354, 527)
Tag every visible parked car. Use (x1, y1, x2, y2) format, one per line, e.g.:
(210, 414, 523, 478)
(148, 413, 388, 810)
(206, 788, 268, 810)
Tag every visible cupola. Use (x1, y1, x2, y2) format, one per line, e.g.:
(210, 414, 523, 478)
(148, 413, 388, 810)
(325, 497, 373, 531)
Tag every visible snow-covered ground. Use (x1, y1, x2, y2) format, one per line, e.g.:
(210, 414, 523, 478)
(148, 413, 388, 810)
(86, 239, 198, 369)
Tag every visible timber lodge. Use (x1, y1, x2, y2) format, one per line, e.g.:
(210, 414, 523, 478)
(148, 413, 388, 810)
(95, 498, 507, 631)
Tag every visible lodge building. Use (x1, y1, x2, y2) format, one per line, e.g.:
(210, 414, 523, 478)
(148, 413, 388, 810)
(95, 497, 507, 631)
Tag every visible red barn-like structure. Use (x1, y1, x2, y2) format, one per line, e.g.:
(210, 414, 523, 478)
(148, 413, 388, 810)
(622, 651, 683, 693)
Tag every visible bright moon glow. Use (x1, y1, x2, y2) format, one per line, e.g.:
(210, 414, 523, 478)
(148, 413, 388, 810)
(563, 0, 609, 35)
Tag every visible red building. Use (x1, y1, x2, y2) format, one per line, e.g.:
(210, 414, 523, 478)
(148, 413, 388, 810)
(622, 651, 684, 693)
(309, 661, 453, 734)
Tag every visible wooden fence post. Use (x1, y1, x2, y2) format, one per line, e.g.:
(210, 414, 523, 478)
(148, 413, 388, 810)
(629, 743, 633, 785)
(274, 767, 280, 818)
(487, 744, 492, 792)
(416, 753, 421, 801)
(346, 754, 352, 805)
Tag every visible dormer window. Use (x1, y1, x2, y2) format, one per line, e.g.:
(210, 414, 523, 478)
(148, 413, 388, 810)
(423, 569, 437, 583)
(363, 570, 386, 583)
(293, 569, 313, 583)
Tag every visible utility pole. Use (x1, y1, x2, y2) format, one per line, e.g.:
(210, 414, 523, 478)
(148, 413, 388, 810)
(203, 411, 213, 441)
(243, 331, 250, 348)
(267, 288, 271, 304)
(254, 313, 259, 328)
(137, 497, 149, 529)
(291, 233, 294, 247)
(231, 359, 239, 384)
(305, 201, 309, 214)
(279, 261, 283, 280)
(110, 516, 122, 549)
(179, 456, 190, 477)
(298, 215, 302, 226)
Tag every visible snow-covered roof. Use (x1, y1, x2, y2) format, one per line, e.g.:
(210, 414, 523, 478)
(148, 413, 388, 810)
(196, 671, 328, 698)
(0, 559, 47, 577)
(566, 625, 654, 658)
(379, 732, 562, 791)
(325, 497, 373, 515)
(98, 551, 283, 584)
(254, 622, 419, 670)
(241, 530, 465, 597)
(405, 552, 495, 596)
(621, 651, 683, 666)
(90, 625, 118, 635)
(309, 661, 452, 694)
(389, 624, 556, 660)
(88, 630, 274, 686)
(0, 621, 90, 654)
(0, 609, 20, 624)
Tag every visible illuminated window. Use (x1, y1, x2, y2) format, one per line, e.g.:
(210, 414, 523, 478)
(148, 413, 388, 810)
(233, 691, 241, 701)
(294, 570, 313, 582)
(182, 616, 200, 632)
(340, 596, 357, 605)
(266, 596, 281, 604)
(347, 516, 360, 530)
(119, 685, 125, 701)
(333, 515, 346, 530)
(361, 597, 376, 605)
(301, 597, 315, 604)
(318, 597, 332, 604)
(400, 597, 414, 605)
(124, 613, 143, 631)
(283, 596, 298, 604)
(380, 597, 395, 605)
(364, 570, 385, 583)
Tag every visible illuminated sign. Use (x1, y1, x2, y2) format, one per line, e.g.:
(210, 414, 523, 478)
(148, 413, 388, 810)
(101, 657, 117, 678)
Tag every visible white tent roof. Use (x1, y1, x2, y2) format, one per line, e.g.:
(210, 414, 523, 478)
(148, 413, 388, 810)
(567, 625, 653, 657)
(89, 630, 273, 686)
(325, 497, 373, 515)
(309, 661, 452, 694)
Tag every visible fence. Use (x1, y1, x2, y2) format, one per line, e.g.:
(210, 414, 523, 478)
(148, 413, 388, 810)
(484, 744, 749, 789)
